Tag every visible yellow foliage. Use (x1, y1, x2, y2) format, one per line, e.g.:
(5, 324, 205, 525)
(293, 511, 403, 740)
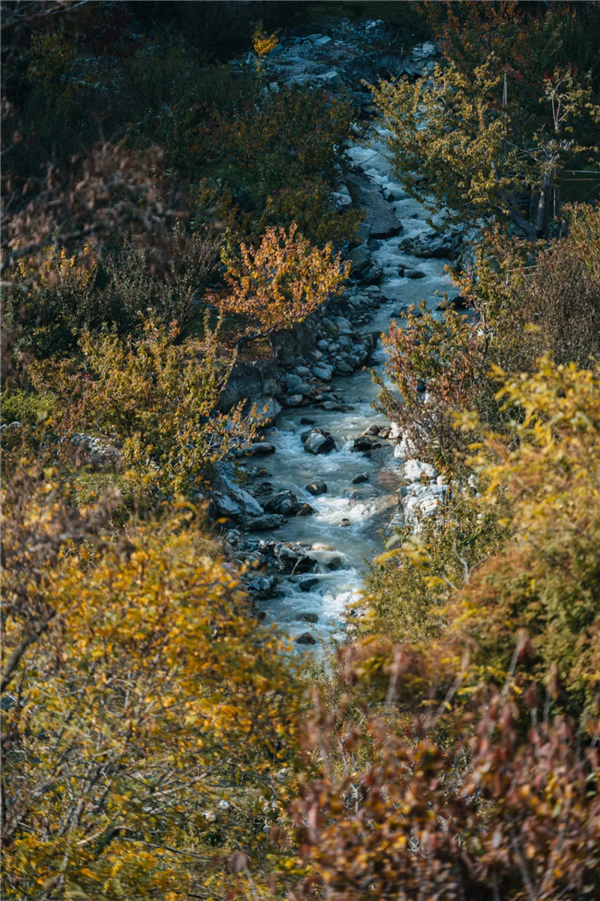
(214, 223, 349, 347)
(252, 22, 279, 59)
(2, 484, 302, 899)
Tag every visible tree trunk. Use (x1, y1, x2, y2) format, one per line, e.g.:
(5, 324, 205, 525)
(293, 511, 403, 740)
(535, 170, 554, 239)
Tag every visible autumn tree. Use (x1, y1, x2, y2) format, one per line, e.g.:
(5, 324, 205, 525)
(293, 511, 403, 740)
(373, 1, 600, 239)
(25, 318, 254, 495)
(214, 223, 349, 353)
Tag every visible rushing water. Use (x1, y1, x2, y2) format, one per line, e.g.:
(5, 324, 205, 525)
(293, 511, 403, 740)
(252, 128, 457, 647)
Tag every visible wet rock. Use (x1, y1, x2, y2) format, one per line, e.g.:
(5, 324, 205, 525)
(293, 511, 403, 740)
(264, 490, 300, 516)
(359, 264, 383, 285)
(352, 434, 382, 453)
(298, 612, 319, 624)
(400, 267, 427, 279)
(335, 316, 353, 334)
(296, 632, 317, 645)
(297, 503, 315, 516)
(286, 373, 303, 391)
(300, 417, 316, 426)
(321, 401, 354, 412)
(326, 554, 344, 571)
(299, 578, 320, 592)
(334, 361, 354, 376)
(214, 492, 242, 519)
(218, 475, 264, 518)
(275, 545, 300, 571)
(352, 473, 370, 484)
(306, 480, 327, 496)
(255, 396, 281, 426)
(283, 394, 304, 407)
(341, 518, 351, 527)
(369, 210, 402, 239)
(399, 233, 457, 259)
(245, 442, 276, 456)
(304, 428, 337, 455)
(242, 514, 285, 531)
(348, 245, 372, 275)
(313, 364, 333, 381)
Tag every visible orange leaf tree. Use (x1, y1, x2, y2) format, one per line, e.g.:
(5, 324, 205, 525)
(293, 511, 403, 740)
(214, 223, 349, 352)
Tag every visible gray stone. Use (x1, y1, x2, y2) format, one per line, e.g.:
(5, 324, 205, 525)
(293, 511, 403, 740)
(296, 632, 317, 645)
(219, 475, 264, 518)
(326, 554, 344, 571)
(304, 428, 337, 455)
(306, 481, 327, 496)
(214, 492, 242, 519)
(352, 435, 382, 453)
(255, 396, 281, 426)
(242, 514, 285, 531)
(334, 361, 354, 375)
(335, 316, 353, 334)
(264, 490, 300, 516)
(299, 578, 320, 592)
(352, 473, 369, 484)
(245, 442, 276, 456)
(283, 394, 304, 407)
(313, 364, 333, 381)
(286, 373, 303, 391)
(298, 612, 319, 623)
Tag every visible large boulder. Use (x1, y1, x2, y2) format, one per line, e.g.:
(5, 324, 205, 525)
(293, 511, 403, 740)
(264, 490, 300, 516)
(306, 480, 327, 496)
(304, 428, 337, 455)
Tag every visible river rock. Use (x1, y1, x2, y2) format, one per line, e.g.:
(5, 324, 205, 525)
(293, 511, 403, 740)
(313, 364, 333, 381)
(352, 435, 382, 453)
(245, 442, 276, 456)
(214, 492, 242, 519)
(369, 209, 402, 239)
(296, 632, 317, 645)
(264, 490, 300, 516)
(352, 473, 369, 484)
(359, 264, 383, 285)
(348, 245, 372, 275)
(297, 503, 315, 516)
(283, 394, 304, 407)
(298, 612, 319, 624)
(286, 373, 303, 391)
(242, 514, 285, 531)
(306, 480, 327, 496)
(321, 401, 354, 412)
(335, 316, 353, 334)
(304, 429, 337, 455)
(326, 554, 344, 571)
(219, 475, 264, 518)
(299, 578, 320, 592)
(401, 267, 427, 279)
(334, 361, 354, 376)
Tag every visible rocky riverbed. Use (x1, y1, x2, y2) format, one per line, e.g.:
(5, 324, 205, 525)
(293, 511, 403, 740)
(212, 22, 468, 649)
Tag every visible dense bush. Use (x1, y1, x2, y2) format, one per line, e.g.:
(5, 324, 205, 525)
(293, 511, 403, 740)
(2, 480, 301, 899)
(28, 319, 253, 494)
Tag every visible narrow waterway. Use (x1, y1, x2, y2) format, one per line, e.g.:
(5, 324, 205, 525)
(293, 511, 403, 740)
(248, 127, 458, 646)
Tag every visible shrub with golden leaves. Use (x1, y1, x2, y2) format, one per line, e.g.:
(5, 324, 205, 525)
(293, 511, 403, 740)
(214, 223, 349, 351)
(29, 319, 254, 494)
(1, 478, 302, 900)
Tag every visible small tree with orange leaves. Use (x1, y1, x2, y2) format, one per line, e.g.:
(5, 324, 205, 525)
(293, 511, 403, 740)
(213, 223, 349, 353)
